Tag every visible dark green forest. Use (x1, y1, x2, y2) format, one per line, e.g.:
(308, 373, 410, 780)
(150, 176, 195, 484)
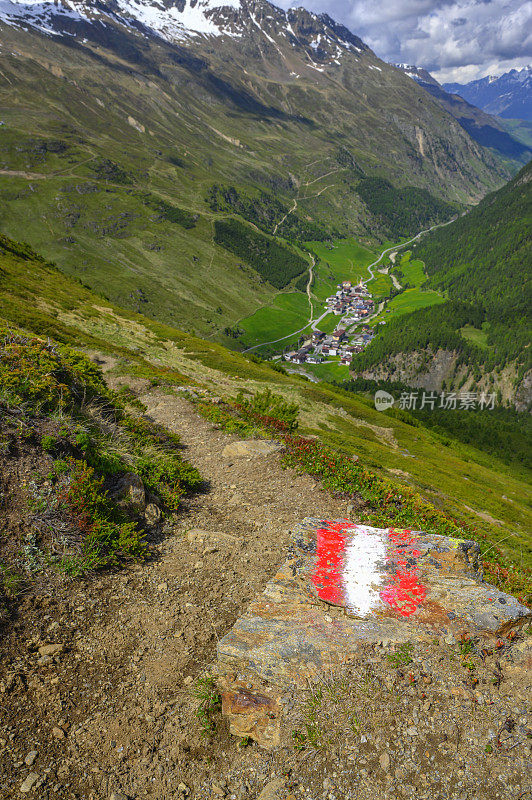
(356, 177, 456, 239)
(413, 159, 532, 367)
(143, 195, 197, 229)
(207, 184, 331, 242)
(213, 218, 308, 289)
(338, 377, 531, 468)
(352, 301, 487, 369)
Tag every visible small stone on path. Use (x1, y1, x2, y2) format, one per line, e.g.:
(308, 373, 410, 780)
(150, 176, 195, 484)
(379, 753, 390, 772)
(20, 773, 39, 793)
(222, 440, 282, 458)
(257, 778, 286, 800)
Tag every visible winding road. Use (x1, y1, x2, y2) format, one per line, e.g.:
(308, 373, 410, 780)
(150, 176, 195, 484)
(242, 216, 457, 354)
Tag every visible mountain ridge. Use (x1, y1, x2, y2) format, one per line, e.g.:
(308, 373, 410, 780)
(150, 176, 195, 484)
(395, 63, 531, 163)
(443, 66, 532, 121)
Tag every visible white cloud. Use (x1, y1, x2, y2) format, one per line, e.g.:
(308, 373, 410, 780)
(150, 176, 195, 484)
(279, 0, 532, 81)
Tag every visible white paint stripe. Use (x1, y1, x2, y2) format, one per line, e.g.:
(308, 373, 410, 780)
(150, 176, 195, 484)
(343, 526, 387, 615)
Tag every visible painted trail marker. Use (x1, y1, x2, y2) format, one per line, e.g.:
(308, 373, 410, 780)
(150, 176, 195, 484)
(215, 518, 531, 747)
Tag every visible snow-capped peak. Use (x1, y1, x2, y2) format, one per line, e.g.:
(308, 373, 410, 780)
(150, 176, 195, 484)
(0, 0, 370, 72)
(0, 0, 246, 41)
(113, 0, 242, 40)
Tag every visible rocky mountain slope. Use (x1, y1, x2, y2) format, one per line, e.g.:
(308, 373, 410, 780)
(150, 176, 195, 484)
(396, 64, 531, 164)
(444, 66, 532, 121)
(0, 0, 516, 336)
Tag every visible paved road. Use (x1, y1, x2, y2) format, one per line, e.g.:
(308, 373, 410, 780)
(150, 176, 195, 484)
(242, 216, 456, 354)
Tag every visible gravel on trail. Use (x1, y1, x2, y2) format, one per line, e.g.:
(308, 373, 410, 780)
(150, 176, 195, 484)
(0, 390, 530, 800)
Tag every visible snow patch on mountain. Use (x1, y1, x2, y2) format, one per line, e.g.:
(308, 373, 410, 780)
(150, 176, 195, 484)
(0, 0, 244, 40)
(115, 0, 241, 40)
(0, 0, 87, 34)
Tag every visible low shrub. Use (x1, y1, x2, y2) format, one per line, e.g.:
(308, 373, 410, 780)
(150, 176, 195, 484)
(59, 459, 147, 572)
(235, 388, 299, 432)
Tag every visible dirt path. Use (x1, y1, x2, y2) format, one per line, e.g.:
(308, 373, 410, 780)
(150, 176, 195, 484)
(1, 388, 530, 800)
(0, 390, 350, 800)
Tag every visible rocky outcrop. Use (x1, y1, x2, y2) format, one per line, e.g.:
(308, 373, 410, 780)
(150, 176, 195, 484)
(215, 518, 531, 747)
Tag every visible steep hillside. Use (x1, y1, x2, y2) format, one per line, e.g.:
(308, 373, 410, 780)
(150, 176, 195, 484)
(1, 230, 531, 798)
(1, 231, 531, 579)
(351, 160, 532, 406)
(396, 64, 531, 165)
(0, 0, 514, 337)
(444, 66, 532, 121)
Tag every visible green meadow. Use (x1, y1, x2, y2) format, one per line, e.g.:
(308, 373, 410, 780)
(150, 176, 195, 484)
(370, 286, 445, 326)
(396, 251, 428, 286)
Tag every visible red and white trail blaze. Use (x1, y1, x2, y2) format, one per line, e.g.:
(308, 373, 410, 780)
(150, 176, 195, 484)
(311, 521, 427, 618)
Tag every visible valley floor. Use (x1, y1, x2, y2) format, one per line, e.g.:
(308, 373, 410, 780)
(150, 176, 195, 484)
(0, 381, 530, 800)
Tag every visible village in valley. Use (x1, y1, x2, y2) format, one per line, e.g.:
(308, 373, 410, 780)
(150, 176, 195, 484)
(282, 279, 376, 367)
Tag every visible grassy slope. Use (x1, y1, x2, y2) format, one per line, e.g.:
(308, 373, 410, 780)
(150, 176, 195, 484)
(370, 288, 444, 326)
(0, 21, 512, 342)
(237, 238, 378, 350)
(1, 235, 530, 578)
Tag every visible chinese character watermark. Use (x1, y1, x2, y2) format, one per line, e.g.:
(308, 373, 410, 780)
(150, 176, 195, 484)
(375, 389, 497, 412)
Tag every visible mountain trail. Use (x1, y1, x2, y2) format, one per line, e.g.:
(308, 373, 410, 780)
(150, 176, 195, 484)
(1, 383, 530, 800)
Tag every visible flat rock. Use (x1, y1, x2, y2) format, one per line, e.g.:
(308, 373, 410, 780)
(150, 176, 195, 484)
(37, 644, 63, 657)
(20, 772, 39, 793)
(216, 518, 531, 746)
(221, 440, 283, 459)
(186, 529, 242, 548)
(257, 778, 287, 800)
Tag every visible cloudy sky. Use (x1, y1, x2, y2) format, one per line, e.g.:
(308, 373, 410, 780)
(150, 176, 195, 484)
(279, 0, 532, 82)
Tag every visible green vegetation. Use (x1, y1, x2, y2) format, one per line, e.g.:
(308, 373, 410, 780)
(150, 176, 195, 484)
(356, 302, 483, 367)
(143, 195, 197, 229)
(237, 291, 311, 352)
(213, 219, 308, 289)
(307, 238, 377, 300)
(369, 286, 444, 326)
(303, 360, 350, 383)
(207, 184, 329, 241)
(413, 159, 532, 370)
(194, 675, 222, 736)
(338, 378, 531, 468)
(356, 177, 457, 239)
(0, 323, 202, 579)
(366, 272, 393, 300)
(460, 324, 489, 349)
(395, 252, 427, 288)
(387, 642, 414, 667)
(499, 118, 532, 149)
(235, 387, 299, 432)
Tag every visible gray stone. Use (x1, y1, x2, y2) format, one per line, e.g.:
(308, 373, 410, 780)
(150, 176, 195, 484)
(222, 440, 283, 459)
(257, 778, 286, 800)
(144, 503, 162, 526)
(20, 773, 39, 793)
(216, 518, 531, 746)
(24, 751, 38, 767)
(114, 472, 145, 511)
(109, 793, 128, 800)
(37, 644, 63, 657)
(379, 753, 390, 772)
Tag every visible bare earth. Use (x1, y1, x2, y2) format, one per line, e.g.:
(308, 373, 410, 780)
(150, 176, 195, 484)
(0, 389, 530, 800)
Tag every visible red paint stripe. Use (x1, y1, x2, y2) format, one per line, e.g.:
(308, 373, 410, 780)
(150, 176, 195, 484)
(311, 522, 426, 618)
